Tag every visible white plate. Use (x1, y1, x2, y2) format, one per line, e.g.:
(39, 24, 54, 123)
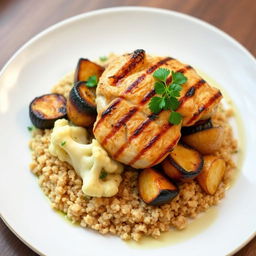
(0, 7, 255, 256)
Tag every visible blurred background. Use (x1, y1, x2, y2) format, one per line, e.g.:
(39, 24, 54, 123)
(0, 0, 255, 255)
(1, 0, 255, 70)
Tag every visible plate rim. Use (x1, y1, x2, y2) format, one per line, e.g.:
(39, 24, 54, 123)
(0, 6, 255, 256)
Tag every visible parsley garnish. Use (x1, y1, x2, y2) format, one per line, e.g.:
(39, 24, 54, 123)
(99, 56, 108, 62)
(86, 75, 98, 88)
(61, 141, 66, 146)
(27, 126, 33, 132)
(99, 171, 108, 179)
(149, 68, 187, 125)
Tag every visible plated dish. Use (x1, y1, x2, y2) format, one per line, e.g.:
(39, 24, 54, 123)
(0, 7, 255, 256)
(28, 50, 238, 241)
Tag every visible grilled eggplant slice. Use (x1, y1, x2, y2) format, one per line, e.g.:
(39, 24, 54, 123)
(29, 93, 67, 129)
(67, 81, 97, 127)
(162, 143, 203, 180)
(138, 168, 178, 206)
(181, 119, 213, 136)
(75, 58, 104, 83)
(182, 127, 224, 155)
(197, 155, 226, 195)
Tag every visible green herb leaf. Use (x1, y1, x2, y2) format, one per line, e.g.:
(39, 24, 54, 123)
(159, 97, 166, 109)
(149, 68, 187, 125)
(169, 112, 182, 125)
(163, 98, 171, 110)
(172, 71, 187, 85)
(27, 126, 33, 132)
(164, 97, 180, 111)
(99, 56, 108, 62)
(153, 68, 170, 82)
(86, 75, 98, 87)
(169, 97, 180, 111)
(99, 171, 108, 179)
(61, 141, 66, 146)
(168, 83, 182, 97)
(149, 96, 164, 114)
(154, 81, 165, 95)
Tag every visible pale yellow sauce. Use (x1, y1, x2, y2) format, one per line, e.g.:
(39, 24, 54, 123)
(125, 70, 245, 249)
(54, 209, 80, 226)
(126, 207, 218, 249)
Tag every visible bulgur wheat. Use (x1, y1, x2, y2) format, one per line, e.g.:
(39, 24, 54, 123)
(29, 73, 237, 241)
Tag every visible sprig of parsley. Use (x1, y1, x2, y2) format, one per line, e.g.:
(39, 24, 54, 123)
(149, 68, 187, 125)
(86, 75, 98, 87)
(61, 141, 66, 146)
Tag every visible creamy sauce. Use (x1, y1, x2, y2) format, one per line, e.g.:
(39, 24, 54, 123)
(126, 70, 245, 249)
(126, 207, 218, 249)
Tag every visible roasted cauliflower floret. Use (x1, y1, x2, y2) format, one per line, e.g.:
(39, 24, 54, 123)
(49, 119, 123, 197)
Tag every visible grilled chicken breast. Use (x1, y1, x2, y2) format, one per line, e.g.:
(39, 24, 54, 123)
(93, 49, 222, 169)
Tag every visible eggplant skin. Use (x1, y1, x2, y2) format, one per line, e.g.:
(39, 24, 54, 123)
(181, 118, 213, 136)
(74, 58, 104, 83)
(138, 168, 178, 206)
(69, 81, 96, 115)
(67, 98, 96, 127)
(162, 143, 203, 180)
(29, 93, 67, 129)
(182, 127, 224, 155)
(67, 81, 97, 127)
(149, 190, 178, 206)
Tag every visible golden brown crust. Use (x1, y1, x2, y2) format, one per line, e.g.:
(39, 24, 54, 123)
(94, 50, 222, 168)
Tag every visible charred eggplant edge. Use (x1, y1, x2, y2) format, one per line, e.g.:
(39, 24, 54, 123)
(167, 143, 204, 179)
(29, 93, 67, 129)
(69, 81, 97, 115)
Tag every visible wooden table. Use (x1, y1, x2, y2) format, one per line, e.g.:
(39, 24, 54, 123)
(0, 0, 255, 255)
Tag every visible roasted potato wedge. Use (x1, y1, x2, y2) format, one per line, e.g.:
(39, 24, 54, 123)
(182, 127, 224, 155)
(67, 81, 96, 127)
(162, 143, 203, 180)
(75, 58, 104, 83)
(138, 168, 178, 206)
(197, 155, 226, 195)
(29, 93, 67, 129)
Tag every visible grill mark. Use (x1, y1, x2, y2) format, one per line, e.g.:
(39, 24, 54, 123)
(95, 64, 193, 139)
(186, 90, 222, 125)
(101, 107, 138, 146)
(139, 65, 192, 105)
(124, 57, 173, 94)
(93, 98, 122, 131)
(109, 49, 145, 86)
(113, 115, 154, 159)
(152, 79, 203, 117)
(140, 89, 156, 104)
(128, 123, 173, 166)
(166, 65, 192, 85)
(185, 86, 195, 97)
(98, 62, 207, 163)
(147, 135, 180, 168)
(178, 79, 205, 108)
(114, 77, 204, 160)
